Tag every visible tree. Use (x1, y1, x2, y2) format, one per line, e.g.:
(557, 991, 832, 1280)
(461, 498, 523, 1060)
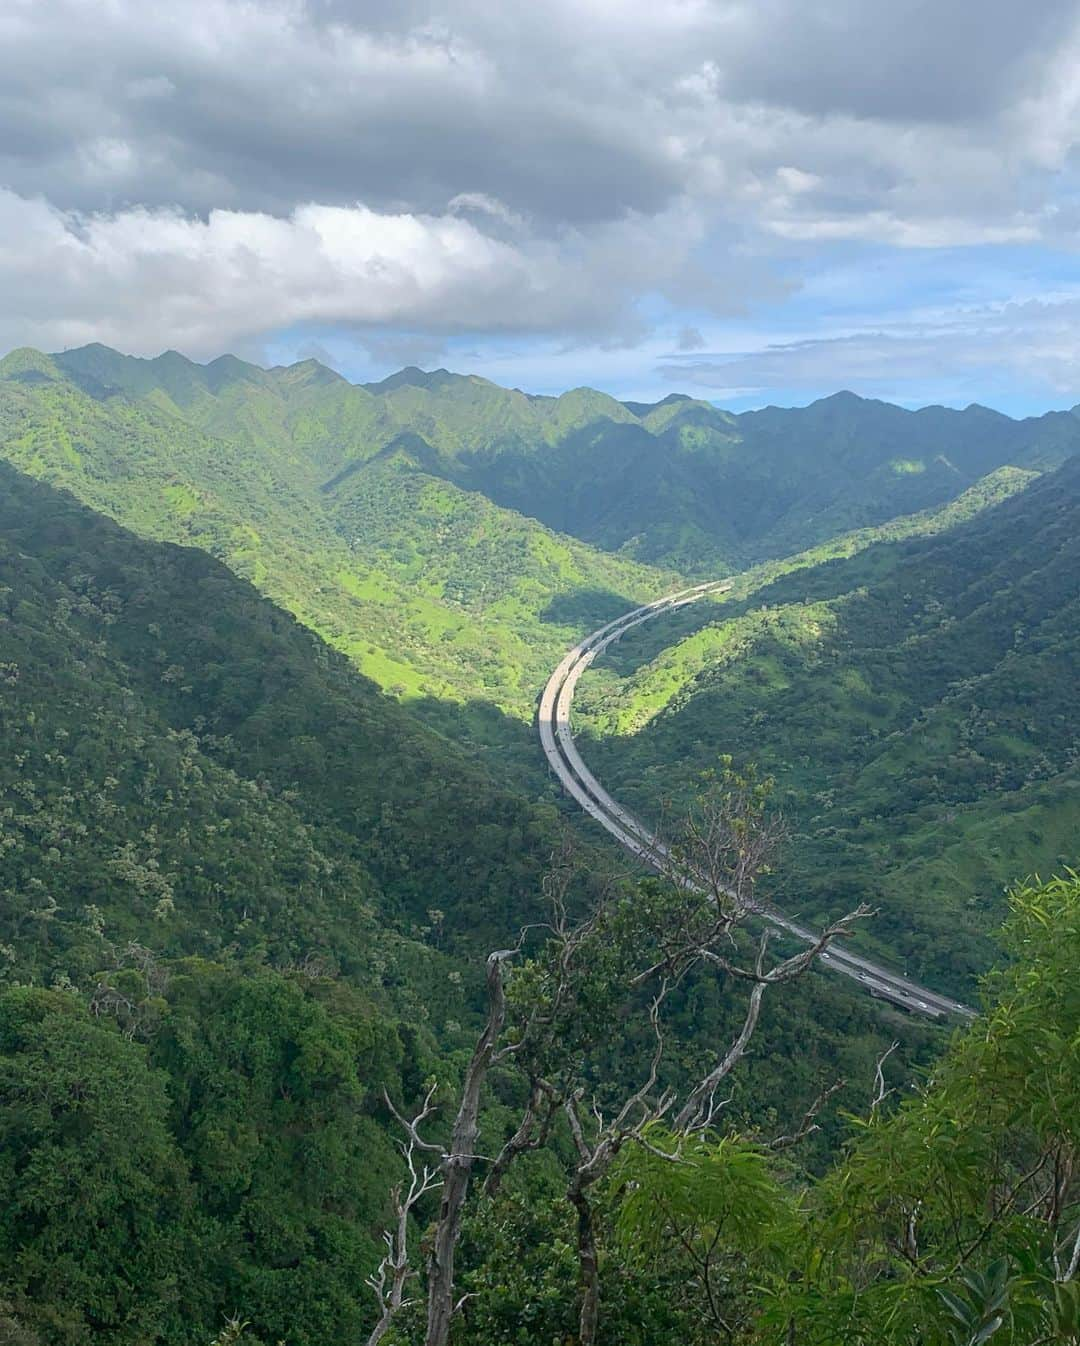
(373, 768, 866, 1346)
(0, 987, 191, 1345)
(758, 872, 1080, 1345)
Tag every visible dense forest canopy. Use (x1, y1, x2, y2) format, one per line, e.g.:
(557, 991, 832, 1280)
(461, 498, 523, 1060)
(576, 452, 1080, 996)
(0, 345, 1077, 1345)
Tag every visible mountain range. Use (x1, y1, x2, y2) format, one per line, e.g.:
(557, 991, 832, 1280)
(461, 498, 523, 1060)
(1, 341, 1079, 1345)
(38, 343, 1080, 574)
(4, 342, 1079, 742)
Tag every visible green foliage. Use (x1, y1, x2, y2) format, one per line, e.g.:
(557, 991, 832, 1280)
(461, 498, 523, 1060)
(759, 872, 1080, 1346)
(453, 1191, 703, 1346)
(4, 344, 1075, 753)
(0, 987, 191, 1344)
(578, 456, 1080, 994)
(0, 460, 591, 978)
(613, 1129, 792, 1262)
(0, 967, 421, 1346)
(2, 343, 1079, 1345)
(0, 349, 675, 753)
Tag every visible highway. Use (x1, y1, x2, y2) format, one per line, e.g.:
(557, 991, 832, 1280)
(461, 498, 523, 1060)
(538, 582, 977, 1022)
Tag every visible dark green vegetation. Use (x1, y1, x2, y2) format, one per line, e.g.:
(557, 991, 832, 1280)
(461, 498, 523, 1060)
(0, 342, 1078, 1345)
(577, 453, 1080, 996)
(4, 344, 1078, 741)
(452, 872, 1079, 1345)
(0, 460, 934, 1344)
(0, 460, 574, 968)
(597, 873, 1080, 1346)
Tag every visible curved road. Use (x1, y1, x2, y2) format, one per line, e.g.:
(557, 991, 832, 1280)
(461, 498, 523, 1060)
(539, 582, 976, 1022)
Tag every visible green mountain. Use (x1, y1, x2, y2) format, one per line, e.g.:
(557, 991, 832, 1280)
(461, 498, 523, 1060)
(0, 455, 944, 1346)
(0, 457, 599, 1342)
(5, 342, 1076, 960)
(575, 452, 1080, 993)
(44, 343, 1080, 580)
(0, 459, 591, 971)
(0, 348, 677, 761)
(1, 343, 1078, 1346)
(4, 342, 1074, 760)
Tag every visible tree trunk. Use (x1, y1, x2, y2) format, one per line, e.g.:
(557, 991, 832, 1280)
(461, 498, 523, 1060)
(425, 950, 511, 1346)
(571, 1185, 600, 1346)
(482, 1079, 550, 1199)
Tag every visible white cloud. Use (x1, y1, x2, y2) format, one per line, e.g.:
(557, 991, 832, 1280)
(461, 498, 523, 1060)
(4, 0, 1080, 241)
(764, 211, 1045, 248)
(0, 189, 713, 356)
(4, 1, 1080, 361)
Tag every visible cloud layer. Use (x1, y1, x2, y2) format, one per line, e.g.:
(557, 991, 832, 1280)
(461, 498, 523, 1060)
(3, 0, 1080, 393)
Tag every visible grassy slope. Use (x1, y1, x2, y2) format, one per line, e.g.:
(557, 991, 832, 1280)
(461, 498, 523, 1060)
(50, 344, 1080, 579)
(574, 461, 1080, 995)
(0, 351, 676, 764)
(0, 459, 592, 969)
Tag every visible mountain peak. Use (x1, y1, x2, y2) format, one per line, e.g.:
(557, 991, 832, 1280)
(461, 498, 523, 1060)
(620, 392, 696, 417)
(274, 357, 346, 388)
(364, 366, 468, 393)
(0, 347, 62, 383)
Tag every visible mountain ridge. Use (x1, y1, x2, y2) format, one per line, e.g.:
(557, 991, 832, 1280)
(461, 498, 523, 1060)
(39, 342, 1080, 576)
(38, 340, 1080, 423)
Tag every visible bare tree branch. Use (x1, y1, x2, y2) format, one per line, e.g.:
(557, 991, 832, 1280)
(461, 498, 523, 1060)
(870, 1042, 900, 1118)
(481, 1077, 558, 1199)
(675, 979, 767, 1133)
(770, 1078, 846, 1151)
(365, 1084, 443, 1346)
(425, 949, 514, 1346)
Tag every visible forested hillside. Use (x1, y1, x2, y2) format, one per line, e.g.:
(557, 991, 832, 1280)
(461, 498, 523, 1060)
(4, 343, 1076, 760)
(1, 342, 1078, 1345)
(576, 453, 1080, 993)
(52, 343, 1079, 575)
(0, 456, 953, 1345)
(0, 348, 676, 754)
(0, 460, 585, 961)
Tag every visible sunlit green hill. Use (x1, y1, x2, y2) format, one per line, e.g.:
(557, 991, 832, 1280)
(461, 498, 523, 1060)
(576, 453, 1080, 992)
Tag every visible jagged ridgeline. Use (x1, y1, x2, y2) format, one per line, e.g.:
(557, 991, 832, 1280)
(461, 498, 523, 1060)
(2, 343, 1078, 747)
(0, 346, 680, 742)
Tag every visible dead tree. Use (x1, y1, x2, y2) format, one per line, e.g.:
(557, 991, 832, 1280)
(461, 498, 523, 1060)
(365, 1086, 442, 1346)
(368, 771, 868, 1346)
(514, 767, 868, 1346)
(424, 949, 514, 1346)
(381, 948, 518, 1346)
(552, 914, 864, 1346)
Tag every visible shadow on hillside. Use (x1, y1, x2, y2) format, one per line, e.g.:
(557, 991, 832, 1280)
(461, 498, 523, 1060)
(538, 586, 642, 630)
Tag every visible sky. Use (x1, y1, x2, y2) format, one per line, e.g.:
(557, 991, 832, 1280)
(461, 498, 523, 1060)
(4, 0, 1080, 413)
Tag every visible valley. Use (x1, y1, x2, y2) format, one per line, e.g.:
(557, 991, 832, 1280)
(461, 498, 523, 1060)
(538, 580, 975, 1019)
(8, 9, 1080, 1342)
(0, 344, 1077, 1346)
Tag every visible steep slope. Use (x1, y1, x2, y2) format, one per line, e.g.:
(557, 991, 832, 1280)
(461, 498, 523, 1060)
(575, 455, 1080, 993)
(0, 459, 948, 1346)
(7, 349, 1065, 1346)
(0, 351, 675, 752)
(0, 459, 584, 967)
(0, 458, 589, 1342)
(49, 344, 1080, 577)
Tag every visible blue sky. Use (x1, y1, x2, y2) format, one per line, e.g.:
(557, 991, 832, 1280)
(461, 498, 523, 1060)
(5, 1, 1080, 416)
(266, 241, 1080, 416)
